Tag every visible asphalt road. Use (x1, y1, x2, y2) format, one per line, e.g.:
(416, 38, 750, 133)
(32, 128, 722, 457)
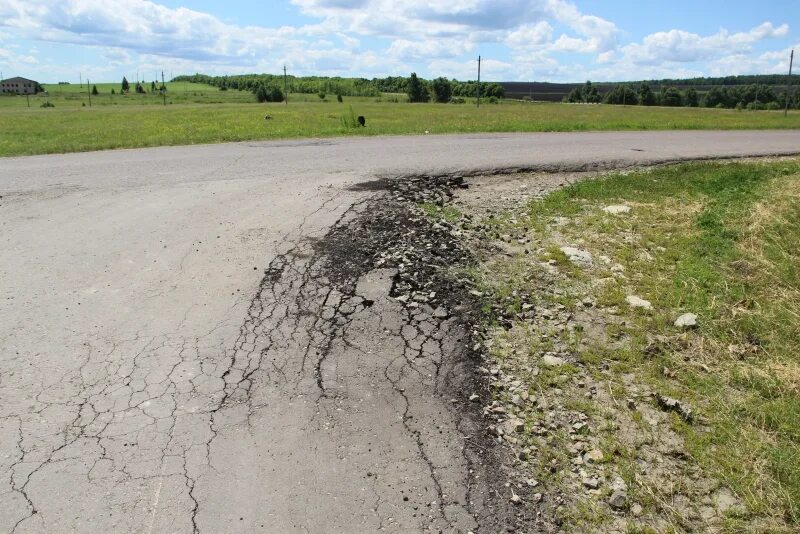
(1, 131, 798, 533)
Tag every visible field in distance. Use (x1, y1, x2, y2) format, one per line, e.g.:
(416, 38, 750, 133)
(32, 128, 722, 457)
(1, 83, 799, 157)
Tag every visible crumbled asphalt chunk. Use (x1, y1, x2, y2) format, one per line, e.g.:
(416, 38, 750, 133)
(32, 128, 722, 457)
(331, 172, 541, 532)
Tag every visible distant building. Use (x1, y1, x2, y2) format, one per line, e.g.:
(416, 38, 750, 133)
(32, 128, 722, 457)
(1, 77, 40, 95)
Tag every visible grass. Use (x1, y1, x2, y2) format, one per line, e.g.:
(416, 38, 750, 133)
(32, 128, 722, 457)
(1, 83, 799, 156)
(419, 202, 462, 222)
(480, 159, 800, 530)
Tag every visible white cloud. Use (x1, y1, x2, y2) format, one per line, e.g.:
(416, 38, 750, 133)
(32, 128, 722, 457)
(427, 57, 513, 81)
(388, 38, 473, 61)
(623, 22, 790, 65)
(505, 22, 553, 49)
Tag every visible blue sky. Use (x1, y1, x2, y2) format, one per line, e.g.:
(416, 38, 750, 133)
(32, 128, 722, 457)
(1, 1, 798, 83)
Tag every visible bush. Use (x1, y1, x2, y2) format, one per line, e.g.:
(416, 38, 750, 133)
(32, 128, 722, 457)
(487, 96, 499, 104)
(318, 92, 326, 100)
(91, 85, 98, 96)
(40, 101, 55, 108)
(337, 93, 343, 103)
(340, 105, 360, 129)
(450, 97, 466, 104)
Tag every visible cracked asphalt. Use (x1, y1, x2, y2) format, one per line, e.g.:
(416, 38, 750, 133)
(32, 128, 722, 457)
(1, 131, 798, 533)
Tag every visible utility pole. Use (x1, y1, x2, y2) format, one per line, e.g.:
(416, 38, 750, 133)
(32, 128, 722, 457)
(785, 49, 794, 117)
(79, 72, 82, 88)
(161, 71, 166, 106)
(476, 55, 481, 108)
(283, 65, 288, 105)
(87, 78, 91, 107)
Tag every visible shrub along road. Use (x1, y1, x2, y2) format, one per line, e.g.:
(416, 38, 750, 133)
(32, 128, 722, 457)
(1, 131, 799, 533)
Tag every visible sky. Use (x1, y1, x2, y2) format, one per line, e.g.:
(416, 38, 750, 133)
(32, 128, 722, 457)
(0, 0, 798, 84)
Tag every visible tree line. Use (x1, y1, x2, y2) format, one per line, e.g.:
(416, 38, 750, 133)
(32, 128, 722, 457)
(564, 81, 798, 109)
(172, 73, 504, 102)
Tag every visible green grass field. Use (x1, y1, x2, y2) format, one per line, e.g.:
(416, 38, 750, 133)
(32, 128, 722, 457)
(1, 83, 799, 157)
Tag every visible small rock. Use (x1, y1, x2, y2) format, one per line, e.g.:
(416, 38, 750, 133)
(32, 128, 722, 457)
(674, 313, 698, 328)
(631, 503, 643, 516)
(572, 422, 587, 433)
(608, 491, 628, 510)
(469, 393, 480, 402)
(626, 295, 652, 310)
(584, 449, 604, 463)
(560, 246, 593, 267)
(542, 355, 566, 367)
(510, 493, 522, 505)
(503, 418, 525, 434)
(655, 393, 694, 423)
(582, 477, 601, 490)
(603, 205, 631, 215)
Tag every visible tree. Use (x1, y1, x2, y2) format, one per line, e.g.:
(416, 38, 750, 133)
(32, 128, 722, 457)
(111, 88, 115, 95)
(91, 85, 98, 96)
(135, 82, 145, 94)
(484, 83, 505, 99)
(407, 73, 429, 103)
(702, 86, 730, 108)
(151, 81, 156, 92)
(563, 87, 583, 103)
(254, 83, 283, 103)
(121, 76, 130, 93)
(637, 83, 656, 106)
(582, 81, 600, 103)
(337, 93, 343, 103)
(660, 86, 682, 107)
(603, 85, 638, 105)
(431, 77, 452, 103)
(684, 87, 699, 107)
